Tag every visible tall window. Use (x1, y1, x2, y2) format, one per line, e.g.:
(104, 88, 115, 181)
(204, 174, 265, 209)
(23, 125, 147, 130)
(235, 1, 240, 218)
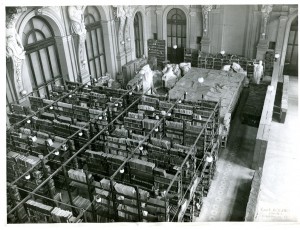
(167, 8, 186, 63)
(23, 16, 62, 98)
(134, 12, 144, 58)
(284, 17, 298, 76)
(84, 6, 107, 78)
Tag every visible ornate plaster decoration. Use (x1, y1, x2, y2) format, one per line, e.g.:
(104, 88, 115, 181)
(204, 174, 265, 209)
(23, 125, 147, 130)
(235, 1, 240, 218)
(202, 5, 213, 36)
(261, 5, 273, 40)
(68, 6, 87, 71)
(6, 7, 27, 94)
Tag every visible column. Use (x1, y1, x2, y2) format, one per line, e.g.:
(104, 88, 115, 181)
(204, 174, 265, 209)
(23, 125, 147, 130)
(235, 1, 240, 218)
(276, 16, 288, 82)
(102, 19, 118, 78)
(201, 5, 213, 53)
(155, 6, 163, 40)
(188, 6, 198, 49)
(6, 7, 28, 101)
(55, 35, 77, 82)
(68, 6, 90, 84)
(256, 5, 273, 60)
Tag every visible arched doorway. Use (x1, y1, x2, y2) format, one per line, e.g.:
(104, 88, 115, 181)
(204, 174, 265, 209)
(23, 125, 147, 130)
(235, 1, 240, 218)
(283, 16, 298, 76)
(84, 6, 107, 78)
(23, 16, 63, 98)
(167, 8, 186, 64)
(134, 12, 144, 58)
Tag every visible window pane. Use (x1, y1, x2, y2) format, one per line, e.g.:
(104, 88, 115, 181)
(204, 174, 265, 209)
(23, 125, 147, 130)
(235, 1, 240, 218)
(167, 37, 171, 47)
(32, 17, 43, 31)
(40, 48, 52, 81)
(36, 31, 44, 42)
(182, 25, 186, 37)
(97, 28, 104, 54)
(172, 24, 176, 36)
(86, 32, 93, 59)
(288, 31, 295, 44)
(177, 25, 182, 37)
(91, 30, 99, 56)
(38, 87, 47, 99)
(95, 57, 101, 78)
(295, 32, 298, 45)
(27, 33, 35, 45)
(177, 38, 181, 47)
(26, 56, 36, 88)
(182, 38, 186, 48)
(48, 46, 59, 77)
(30, 52, 44, 86)
(90, 60, 96, 77)
(167, 24, 171, 36)
(100, 56, 106, 75)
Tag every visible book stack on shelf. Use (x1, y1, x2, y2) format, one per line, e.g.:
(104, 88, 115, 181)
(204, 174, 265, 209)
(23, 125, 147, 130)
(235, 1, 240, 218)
(107, 136, 127, 157)
(141, 96, 159, 110)
(165, 121, 184, 144)
(143, 118, 163, 139)
(138, 104, 156, 118)
(124, 112, 144, 135)
(73, 105, 90, 122)
(83, 150, 110, 177)
(25, 199, 53, 223)
(89, 92, 107, 109)
(73, 195, 93, 221)
(7, 184, 29, 223)
(147, 138, 171, 169)
(173, 103, 193, 122)
(147, 39, 166, 69)
(51, 206, 79, 223)
(11, 104, 30, 115)
(29, 96, 44, 111)
(7, 112, 27, 124)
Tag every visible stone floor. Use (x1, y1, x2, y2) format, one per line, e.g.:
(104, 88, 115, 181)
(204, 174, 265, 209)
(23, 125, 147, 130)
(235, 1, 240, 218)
(254, 76, 300, 221)
(196, 87, 256, 221)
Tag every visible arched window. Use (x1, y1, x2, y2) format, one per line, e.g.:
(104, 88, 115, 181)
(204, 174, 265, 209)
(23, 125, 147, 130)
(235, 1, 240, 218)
(23, 16, 62, 98)
(134, 12, 144, 58)
(84, 6, 107, 78)
(167, 8, 186, 63)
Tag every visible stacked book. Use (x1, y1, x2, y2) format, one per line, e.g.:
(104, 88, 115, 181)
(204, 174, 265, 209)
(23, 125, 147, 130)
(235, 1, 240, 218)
(51, 207, 74, 223)
(124, 112, 144, 135)
(165, 121, 184, 144)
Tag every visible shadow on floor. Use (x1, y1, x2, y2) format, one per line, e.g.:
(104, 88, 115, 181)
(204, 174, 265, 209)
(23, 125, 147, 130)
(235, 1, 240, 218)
(229, 178, 253, 221)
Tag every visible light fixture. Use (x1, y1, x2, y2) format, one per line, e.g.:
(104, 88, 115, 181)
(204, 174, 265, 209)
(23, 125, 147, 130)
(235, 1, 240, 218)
(27, 120, 31, 124)
(173, 44, 178, 49)
(142, 210, 148, 216)
(49, 106, 53, 110)
(120, 41, 125, 45)
(129, 91, 132, 95)
(198, 77, 204, 84)
(96, 195, 102, 203)
(155, 115, 159, 120)
(115, 103, 119, 107)
(78, 132, 83, 137)
(25, 174, 31, 180)
(154, 127, 159, 132)
(206, 155, 213, 163)
(139, 146, 143, 151)
(178, 100, 182, 104)
(61, 144, 67, 151)
(161, 110, 166, 116)
(31, 136, 37, 142)
(274, 53, 280, 62)
(220, 50, 225, 55)
(20, 90, 27, 97)
(120, 168, 125, 174)
(99, 116, 103, 120)
(262, 32, 266, 36)
(167, 112, 172, 117)
(54, 150, 59, 156)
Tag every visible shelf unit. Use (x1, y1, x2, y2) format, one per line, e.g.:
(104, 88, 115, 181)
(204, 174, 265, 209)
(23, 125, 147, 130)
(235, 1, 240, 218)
(148, 39, 166, 69)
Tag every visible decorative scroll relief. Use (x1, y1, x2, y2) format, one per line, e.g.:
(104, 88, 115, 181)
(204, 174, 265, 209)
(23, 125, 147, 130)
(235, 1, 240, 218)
(261, 5, 273, 40)
(6, 7, 27, 93)
(202, 5, 213, 36)
(68, 6, 87, 70)
(113, 6, 135, 53)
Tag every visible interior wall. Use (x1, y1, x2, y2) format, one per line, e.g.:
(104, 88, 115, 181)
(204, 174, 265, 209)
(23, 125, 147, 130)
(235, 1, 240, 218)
(221, 5, 249, 56)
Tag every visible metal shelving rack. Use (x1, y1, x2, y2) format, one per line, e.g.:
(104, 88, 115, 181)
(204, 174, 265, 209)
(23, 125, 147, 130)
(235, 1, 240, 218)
(6, 78, 221, 223)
